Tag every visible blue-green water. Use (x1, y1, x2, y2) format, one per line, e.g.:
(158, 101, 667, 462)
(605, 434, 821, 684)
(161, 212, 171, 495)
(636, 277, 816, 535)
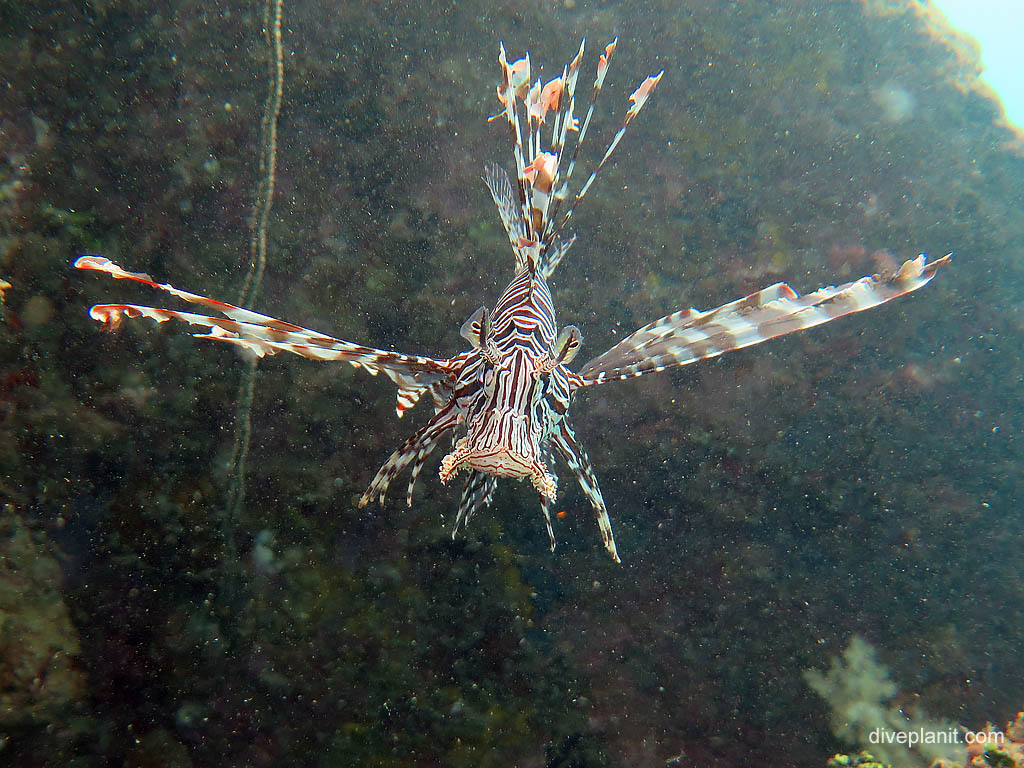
(2, 1, 1023, 766)
(932, 0, 1024, 128)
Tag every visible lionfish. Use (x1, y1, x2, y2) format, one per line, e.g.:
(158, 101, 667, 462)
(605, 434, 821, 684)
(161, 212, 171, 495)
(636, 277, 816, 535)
(76, 40, 948, 562)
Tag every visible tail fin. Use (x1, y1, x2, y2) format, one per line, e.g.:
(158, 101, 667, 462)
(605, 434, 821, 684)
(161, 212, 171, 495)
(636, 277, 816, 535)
(487, 40, 663, 278)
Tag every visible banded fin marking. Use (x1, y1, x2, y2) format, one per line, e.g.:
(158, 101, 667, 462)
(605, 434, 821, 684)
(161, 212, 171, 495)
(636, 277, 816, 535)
(484, 163, 527, 256)
(541, 492, 556, 553)
(75, 256, 450, 394)
(490, 41, 661, 279)
(579, 254, 951, 385)
(452, 470, 497, 540)
(551, 419, 619, 562)
(359, 402, 461, 508)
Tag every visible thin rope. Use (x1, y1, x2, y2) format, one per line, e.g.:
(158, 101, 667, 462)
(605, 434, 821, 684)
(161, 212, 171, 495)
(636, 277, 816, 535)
(225, 0, 284, 538)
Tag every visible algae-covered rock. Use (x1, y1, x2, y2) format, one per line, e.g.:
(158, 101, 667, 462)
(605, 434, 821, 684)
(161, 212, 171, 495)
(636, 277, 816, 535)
(828, 752, 893, 768)
(0, 512, 84, 730)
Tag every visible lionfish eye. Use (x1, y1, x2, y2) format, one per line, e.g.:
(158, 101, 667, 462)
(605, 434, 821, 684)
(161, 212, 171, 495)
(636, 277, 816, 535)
(552, 324, 582, 365)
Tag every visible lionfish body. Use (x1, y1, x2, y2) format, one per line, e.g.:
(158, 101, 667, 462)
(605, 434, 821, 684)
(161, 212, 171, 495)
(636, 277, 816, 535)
(76, 41, 948, 561)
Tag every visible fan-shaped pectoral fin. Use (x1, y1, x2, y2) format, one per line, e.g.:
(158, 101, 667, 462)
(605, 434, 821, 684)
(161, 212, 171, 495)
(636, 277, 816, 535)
(578, 253, 950, 385)
(74, 256, 452, 416)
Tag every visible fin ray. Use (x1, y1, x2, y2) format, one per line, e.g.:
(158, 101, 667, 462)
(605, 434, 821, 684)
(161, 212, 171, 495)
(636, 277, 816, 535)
(579, 254, 951, 384)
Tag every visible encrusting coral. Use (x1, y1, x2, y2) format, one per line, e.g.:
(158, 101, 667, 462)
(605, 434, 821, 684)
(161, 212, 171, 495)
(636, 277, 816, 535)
(827, 710, 1024, 768)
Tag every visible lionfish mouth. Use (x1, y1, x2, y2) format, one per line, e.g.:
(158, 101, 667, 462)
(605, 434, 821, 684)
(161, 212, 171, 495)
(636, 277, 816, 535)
(439, 439, 556, 500)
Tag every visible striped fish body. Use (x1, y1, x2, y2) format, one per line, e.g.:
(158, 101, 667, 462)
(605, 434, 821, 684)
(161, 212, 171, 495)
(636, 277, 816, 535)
(441, 268, 563, 494)
(75, 41, 947, 562)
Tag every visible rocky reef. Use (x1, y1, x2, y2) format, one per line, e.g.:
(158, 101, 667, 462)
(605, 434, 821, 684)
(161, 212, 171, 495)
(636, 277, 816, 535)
(826, 708, 1024, 768)
(2, 0, 1024, 765)
(0, 514, 86, 756)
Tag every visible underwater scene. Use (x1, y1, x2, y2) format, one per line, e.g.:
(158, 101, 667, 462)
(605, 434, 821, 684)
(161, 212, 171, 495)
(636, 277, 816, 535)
(3, 0, 1024, 765)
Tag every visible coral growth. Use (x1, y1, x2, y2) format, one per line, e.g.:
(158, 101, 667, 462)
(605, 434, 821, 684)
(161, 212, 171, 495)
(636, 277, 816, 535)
(829, 752, 896, 768)
(805, 636, 958, 768)
(947, 711, 1024, 768)
(828, 710, 1024, 768)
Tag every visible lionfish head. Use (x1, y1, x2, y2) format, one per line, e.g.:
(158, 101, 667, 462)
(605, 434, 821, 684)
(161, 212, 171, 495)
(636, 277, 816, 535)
(439, 347, 554, 498)
(438, 307, 582, 501)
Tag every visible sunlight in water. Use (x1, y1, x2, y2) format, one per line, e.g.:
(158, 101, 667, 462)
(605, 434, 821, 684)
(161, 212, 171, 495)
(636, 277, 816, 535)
(932, 0, 1024, 127)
